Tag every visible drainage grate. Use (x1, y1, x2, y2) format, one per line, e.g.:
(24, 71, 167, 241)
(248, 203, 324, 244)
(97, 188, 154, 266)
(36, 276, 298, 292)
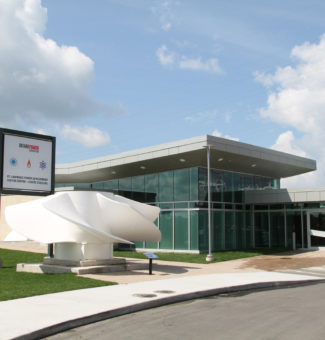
(133, 293, 157, 298)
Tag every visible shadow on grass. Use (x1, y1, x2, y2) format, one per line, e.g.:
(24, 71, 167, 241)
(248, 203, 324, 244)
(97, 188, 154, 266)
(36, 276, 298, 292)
(114, 248, 292, 264)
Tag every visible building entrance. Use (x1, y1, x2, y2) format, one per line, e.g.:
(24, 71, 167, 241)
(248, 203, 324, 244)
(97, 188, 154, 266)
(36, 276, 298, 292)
(308, 212, 325, 247)
(287, 211, 307, 249)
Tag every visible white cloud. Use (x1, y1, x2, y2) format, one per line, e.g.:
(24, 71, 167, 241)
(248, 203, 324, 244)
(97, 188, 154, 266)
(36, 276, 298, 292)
(271, 131, 306, 157)
(156, 45, 175, 66)
(156, 45, 223, 74)
(179, 56, 222, 73)
(151, 0, 176, 32)
(0, 0, 124, 130)
(60, 125, 111, 148)
(257, 34, 325, 187)
(34, 128, 48, 135)
(212, 129, 239, 141)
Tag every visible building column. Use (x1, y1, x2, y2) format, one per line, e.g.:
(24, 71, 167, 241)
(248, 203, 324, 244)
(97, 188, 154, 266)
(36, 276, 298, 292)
(206, 145, 214, 262)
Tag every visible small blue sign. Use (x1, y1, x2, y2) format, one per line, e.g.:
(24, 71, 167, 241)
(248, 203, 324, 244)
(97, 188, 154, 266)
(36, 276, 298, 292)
(143, 252, 159, 259)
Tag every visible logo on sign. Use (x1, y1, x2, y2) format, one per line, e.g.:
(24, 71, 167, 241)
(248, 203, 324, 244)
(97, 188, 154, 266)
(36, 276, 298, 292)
(19, 143, 39, 153)
(27, 160, 31, 168)
(40, 161, 47, 170)
(10, 157, 18, 167)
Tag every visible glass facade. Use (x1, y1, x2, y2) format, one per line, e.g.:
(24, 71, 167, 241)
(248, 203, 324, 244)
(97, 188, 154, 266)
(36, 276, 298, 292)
(59, 169, 325, 251)
(58, 167, 291, 252)
(270, 212, 285, 248)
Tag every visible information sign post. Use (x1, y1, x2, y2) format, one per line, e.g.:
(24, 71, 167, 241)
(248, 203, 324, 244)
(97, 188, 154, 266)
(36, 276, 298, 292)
(143, 252, 159, 275)
(0, 128, 56, 259)
(0, 128, 55, 196)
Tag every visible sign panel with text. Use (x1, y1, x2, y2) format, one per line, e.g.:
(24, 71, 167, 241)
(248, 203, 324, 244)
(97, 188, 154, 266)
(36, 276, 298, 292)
(0, 129, 55, 196)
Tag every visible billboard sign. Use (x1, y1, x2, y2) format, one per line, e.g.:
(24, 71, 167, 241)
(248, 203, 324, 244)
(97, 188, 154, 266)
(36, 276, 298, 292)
(0, 128, 55, 196)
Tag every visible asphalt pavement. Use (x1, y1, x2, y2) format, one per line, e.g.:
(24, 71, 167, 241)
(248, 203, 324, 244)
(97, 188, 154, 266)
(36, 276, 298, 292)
(46, 281, 325, 340)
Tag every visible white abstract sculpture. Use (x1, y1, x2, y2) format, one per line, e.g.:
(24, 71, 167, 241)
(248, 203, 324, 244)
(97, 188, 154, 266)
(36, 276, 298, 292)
(5, 191, 161, 261)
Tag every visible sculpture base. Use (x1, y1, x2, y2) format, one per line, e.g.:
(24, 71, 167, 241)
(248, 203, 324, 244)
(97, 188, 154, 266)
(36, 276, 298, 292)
(17, 257, 147, 275)
(43, 256, 125, 267)
(54, 243, 114, 261)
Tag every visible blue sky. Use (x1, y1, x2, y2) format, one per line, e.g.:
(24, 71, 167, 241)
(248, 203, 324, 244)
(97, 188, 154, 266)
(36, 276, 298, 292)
(2, 0, 325, 187)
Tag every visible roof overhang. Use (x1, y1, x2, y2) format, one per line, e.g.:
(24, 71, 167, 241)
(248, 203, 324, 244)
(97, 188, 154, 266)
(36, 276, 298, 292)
(55, 135, 316, 184)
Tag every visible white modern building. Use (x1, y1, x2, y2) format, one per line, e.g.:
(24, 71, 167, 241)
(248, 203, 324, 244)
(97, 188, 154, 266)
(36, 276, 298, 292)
(48, 135, 325, 252)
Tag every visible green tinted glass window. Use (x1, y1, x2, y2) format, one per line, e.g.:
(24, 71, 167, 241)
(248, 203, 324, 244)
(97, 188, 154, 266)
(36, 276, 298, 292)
(254, 212, 269, 247)
(198, 168, 207, 201)
(190, 211, 199, 250)
(174, 169, 190, 202)
(236, 212, 246, 249)
(270, 212, 285, 247)
(92, 182, 104, 190)
(234, 191, 244, 203)
(118, 177, 132, 191)
(246, 211, 254, 248)
(225, 211, 236, 249)
(190, 168, 199, 201)
(145, 174, 158, 202)
(145, 220, 158, 249)
(159, 171, 173, 202)
(174, 211, 188, 250)
(132, 176, 144, 192)
(223, 172, 233, 203)
(286, 211, 302, 248)
(232, 173, 241, 191)
(213, 211, 224, 250)
(211, 170, 224, 202)
(103, 180, 118, 190)
(286, 203, 302, 209)
(131, 176, 145, 202)
(273, 179, 280, 189)
(75, 183, 91, 189)
(159, 211, 173, 249)
(133, 241, 144, 248)
(199, 210, 209, 251)
(246, 175, 255, 190)
(304, 203, 320, 209)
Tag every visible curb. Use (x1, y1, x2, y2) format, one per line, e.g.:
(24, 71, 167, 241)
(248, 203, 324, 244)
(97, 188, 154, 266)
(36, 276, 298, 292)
(12, 278, 325, 340)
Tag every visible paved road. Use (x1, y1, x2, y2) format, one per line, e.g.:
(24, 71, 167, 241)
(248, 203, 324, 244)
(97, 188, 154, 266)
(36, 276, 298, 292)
(47, 282, 325, 340)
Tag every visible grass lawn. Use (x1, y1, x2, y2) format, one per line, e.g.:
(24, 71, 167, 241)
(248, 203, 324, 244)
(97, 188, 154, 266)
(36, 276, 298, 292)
(114, 248, 286, 264)
(0, 248, 116, 302)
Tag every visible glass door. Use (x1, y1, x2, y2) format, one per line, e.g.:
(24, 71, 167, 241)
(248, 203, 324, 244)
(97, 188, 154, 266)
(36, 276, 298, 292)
(308, 212, 325, 247)
(286, 211, 307, 249)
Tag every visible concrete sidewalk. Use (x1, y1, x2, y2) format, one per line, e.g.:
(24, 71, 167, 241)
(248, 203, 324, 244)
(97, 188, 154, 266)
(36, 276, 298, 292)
(0, 271, 324, 340)
(1, 242, 325, 339)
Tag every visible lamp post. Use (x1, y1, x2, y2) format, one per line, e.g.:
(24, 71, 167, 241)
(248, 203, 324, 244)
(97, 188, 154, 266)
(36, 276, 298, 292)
(206, 145, 214, 262)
